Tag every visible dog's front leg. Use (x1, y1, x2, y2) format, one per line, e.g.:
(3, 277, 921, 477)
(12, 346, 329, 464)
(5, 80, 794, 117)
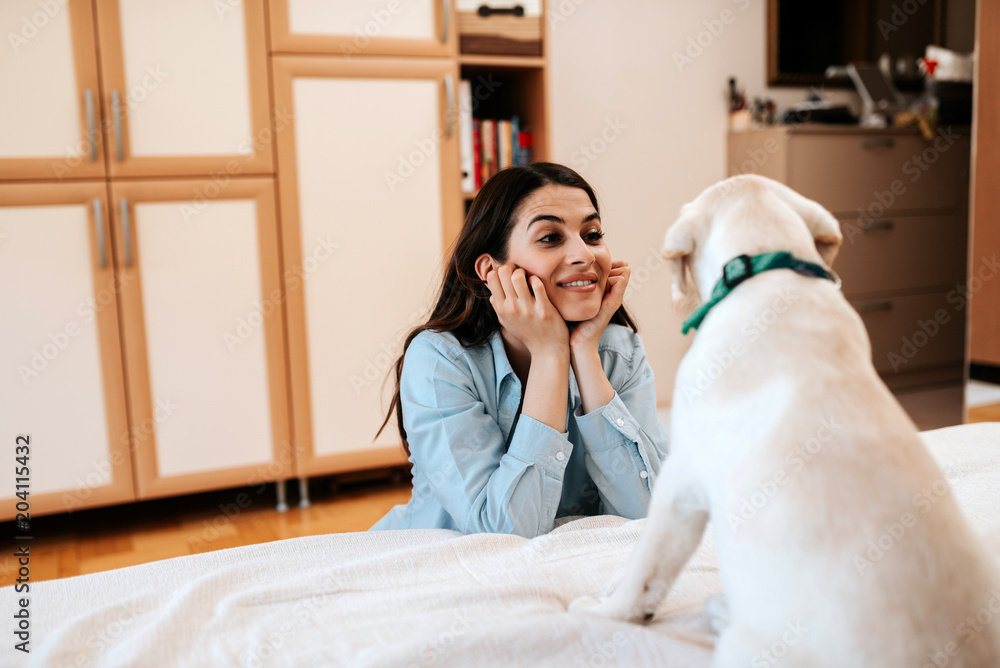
(571, 476, 708, 623)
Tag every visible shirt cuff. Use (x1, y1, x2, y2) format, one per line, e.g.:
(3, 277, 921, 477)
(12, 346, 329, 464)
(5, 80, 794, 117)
(575, 392, 641, 453)
(505, 414, 573, 479)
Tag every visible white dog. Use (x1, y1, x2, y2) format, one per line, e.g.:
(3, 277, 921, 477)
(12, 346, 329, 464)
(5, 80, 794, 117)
(571, 175, 999, 667)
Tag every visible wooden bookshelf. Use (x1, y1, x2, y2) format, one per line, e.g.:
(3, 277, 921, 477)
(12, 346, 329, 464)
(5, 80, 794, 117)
(459, 55, 547, 68)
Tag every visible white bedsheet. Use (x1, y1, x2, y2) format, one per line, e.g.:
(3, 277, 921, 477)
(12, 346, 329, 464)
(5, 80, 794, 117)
(5, 423, 999, 667)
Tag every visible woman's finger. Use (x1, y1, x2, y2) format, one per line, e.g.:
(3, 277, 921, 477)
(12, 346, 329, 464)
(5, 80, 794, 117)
(608, 261, 629, 278)
(530, 276, 555, 314)
(617, 264, 631, 288)
(602, 265, 625, 297)
(510, 267, 534, 303)
(496, 263, 518, 306)
(485, 266, 505, 305)
(601, 275, 627, 315)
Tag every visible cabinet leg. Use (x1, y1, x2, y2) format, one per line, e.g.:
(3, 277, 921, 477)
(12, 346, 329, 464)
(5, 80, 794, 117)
(298, 477, 311, 508)
(276, 479, 288, 513)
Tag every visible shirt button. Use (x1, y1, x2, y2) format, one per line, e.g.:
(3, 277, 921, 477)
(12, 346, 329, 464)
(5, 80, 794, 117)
(555, 451, 565, 461)
(639, 471, 648, 479)
(615, 417, 625, 427)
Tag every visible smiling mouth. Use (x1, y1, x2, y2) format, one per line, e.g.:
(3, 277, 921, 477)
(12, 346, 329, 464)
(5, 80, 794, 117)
(558, 280, 597, 287)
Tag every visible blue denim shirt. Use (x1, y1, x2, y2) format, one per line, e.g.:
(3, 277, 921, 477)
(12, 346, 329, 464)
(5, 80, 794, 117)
(369, 323, 670, 537)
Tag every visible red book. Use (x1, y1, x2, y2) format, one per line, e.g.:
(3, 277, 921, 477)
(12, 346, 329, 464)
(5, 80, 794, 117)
(517, 130, 533, 166)
(472, 119, 482, 190)
(481, 119, 496, 185)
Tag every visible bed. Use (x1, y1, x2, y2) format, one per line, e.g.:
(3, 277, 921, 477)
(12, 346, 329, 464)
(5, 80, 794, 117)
(6, 422, 999, 667)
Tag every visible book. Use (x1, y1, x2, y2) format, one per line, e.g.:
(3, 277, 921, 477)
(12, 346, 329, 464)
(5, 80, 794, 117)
(510, 116, 520, 166)
(497, 119, 511, 170)
(480, 118, 495, 185)
(467, 115, 534, 190)
(517, 129, 533, 166)
(458, 79, 474, 193)
(472, 119, 482, 190)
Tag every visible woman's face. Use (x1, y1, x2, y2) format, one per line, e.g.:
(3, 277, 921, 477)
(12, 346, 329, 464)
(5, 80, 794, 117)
(502, 184, 613, 322)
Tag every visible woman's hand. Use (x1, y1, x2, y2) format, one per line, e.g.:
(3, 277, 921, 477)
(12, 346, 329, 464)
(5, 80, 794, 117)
(570, 261, 629, 414)
(486, 264, 569, 357)
(569, 260, 630, 355)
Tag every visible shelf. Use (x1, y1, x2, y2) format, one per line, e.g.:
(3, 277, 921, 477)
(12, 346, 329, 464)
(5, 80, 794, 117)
(459, 54, 546, 69)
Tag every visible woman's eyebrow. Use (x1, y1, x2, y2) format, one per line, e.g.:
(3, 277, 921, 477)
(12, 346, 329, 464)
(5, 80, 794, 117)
(527, 212, 600, 228)
(528, 214, 564, 228)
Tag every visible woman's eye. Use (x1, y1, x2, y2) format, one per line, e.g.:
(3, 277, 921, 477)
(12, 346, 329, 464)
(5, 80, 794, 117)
(585, 230, 606, 243)
(539, 233, 561, 244)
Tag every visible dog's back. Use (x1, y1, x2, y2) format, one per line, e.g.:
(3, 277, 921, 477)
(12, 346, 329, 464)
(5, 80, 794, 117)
(573, 175, 999, 667)
(675, 269, 1000, 667)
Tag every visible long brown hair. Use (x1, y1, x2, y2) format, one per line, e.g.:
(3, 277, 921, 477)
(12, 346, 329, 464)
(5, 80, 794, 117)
(376, 163, 638, 452)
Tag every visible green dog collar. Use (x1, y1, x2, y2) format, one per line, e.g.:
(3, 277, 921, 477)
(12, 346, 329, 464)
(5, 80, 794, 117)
(681, 251, 841, 334)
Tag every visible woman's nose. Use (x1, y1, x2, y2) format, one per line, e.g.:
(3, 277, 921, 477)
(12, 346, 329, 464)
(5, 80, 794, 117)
(566, 235, 595, 264)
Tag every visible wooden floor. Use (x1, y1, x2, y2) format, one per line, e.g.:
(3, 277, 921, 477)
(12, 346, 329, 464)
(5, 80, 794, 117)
(3, 403, 998, 588)
(969, 402, 1000, 423)
(0, 475, 410, 588)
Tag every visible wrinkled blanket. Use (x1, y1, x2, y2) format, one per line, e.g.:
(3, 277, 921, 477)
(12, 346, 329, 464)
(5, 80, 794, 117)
(5, 423, 999, 667)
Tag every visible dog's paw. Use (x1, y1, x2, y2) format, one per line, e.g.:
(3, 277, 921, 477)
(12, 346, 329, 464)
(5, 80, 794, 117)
(569, 595, 657, 623)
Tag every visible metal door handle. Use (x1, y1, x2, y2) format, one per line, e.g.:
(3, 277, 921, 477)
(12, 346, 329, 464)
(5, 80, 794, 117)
(93, 199, 106, 269)
(856, 301, 893, 314)
(441, 0, 451, 43)
(85, 89, 97, 162)
(861, 137, 895, 149)
(477, 4, 524, 16)
(120, 197, 132, 267)
(112, 90, 123, 161)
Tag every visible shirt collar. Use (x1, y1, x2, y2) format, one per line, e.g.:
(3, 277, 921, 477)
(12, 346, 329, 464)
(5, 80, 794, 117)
(488, 329, 582, 414)
(488, 329, 517, 400)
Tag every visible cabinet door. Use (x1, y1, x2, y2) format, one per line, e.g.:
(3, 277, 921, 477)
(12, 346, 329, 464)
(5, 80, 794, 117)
(0, 183, 133, 520)
(94, 0, 273, 178)
(272, 56, 462, 475)
(0, 0, 106, 180)
(111, 178, 292, 499)
(270, 0, 454, 58)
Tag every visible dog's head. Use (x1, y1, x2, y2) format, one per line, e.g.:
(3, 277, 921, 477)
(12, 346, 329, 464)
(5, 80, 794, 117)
(661, 175, 843, 311)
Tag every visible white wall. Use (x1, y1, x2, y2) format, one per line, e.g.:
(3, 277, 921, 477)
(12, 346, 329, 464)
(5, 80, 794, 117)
(548, 0, 861, 404)
(549, 0, 976, 404)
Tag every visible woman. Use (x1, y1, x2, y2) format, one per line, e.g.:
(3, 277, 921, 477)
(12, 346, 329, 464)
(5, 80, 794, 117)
(370, 163, 669, 537)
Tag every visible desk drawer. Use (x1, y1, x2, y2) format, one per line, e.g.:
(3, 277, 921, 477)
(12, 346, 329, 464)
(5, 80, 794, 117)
(788, 133, 969, 215)
(850, 290, 965, 375)
(457, 0, 543, 56)
(835, 214, 967, 296)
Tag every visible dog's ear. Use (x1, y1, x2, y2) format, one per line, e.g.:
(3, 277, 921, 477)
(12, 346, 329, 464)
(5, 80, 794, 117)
(768, 182, 843, 267)
(662, 208, 699, 310)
